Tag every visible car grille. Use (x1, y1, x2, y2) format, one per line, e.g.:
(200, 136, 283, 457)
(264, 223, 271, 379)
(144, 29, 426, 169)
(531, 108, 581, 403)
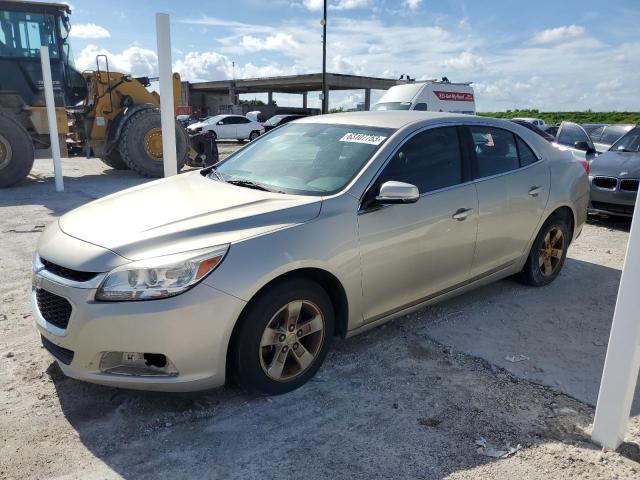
(36, 288, 72, 330)
(592, 176, 618, 190)
(591, 201, 634, 216)
(41, 335, 74, 365)
(40, 258, 99, 282)
(620, 179, 639, 192)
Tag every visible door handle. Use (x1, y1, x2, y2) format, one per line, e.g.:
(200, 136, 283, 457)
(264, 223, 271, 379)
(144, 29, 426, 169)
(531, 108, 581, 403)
(452, 208, 473, 221)
(528, 186, 544, 197)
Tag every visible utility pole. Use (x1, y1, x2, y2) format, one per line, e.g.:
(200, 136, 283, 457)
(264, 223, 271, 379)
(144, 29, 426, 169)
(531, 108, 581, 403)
(321, 0, 327, 114)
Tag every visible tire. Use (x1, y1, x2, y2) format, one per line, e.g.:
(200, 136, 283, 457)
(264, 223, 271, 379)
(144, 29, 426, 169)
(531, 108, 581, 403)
(249, 131, 260, 141)
(230, 278, 335, 395)
(518, 214, 570, 287)
(99, 148, 129, 170)
(0, 113, 35, 188)
(119, 108, 188, 177)
(209, 131, 217, 141)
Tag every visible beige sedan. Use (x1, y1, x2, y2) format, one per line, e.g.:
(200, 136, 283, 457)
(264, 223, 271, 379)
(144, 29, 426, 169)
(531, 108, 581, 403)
(32, 111, 589, 394)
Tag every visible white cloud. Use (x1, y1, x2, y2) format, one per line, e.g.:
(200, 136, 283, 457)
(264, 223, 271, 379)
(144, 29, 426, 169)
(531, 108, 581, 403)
(331, 54, 365, 75)
(241, 33, 299, 52)
(402, 0, 422, 10)
(330, 0, 371, 9)
(531, 25, 585, 45)
(596, 78, 622, 91)
(69, 23, 110, 39)
(441, 51, 485, 73)
(302, 0, 323, 11)
(76, 45, 157, 76)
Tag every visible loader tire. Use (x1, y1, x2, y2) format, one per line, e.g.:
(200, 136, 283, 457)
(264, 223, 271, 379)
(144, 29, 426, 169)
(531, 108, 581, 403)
(119, 108, 188, 177)
(0, 113, 35, 188)
(100, 149, 129, 170)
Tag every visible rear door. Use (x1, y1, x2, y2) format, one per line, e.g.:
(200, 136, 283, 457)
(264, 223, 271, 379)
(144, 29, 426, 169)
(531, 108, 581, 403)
(233, 117, 252, 139)
(466, 126, 550, 277)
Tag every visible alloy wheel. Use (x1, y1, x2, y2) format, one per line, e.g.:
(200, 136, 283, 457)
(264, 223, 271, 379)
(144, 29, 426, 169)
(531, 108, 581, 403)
(259, 300, 325, 381)
(539, 227, 565, 277)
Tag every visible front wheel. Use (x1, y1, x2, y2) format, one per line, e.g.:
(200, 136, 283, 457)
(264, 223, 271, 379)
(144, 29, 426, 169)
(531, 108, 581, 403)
(230, 279, 334, 395)
(518, 214, 570, 286)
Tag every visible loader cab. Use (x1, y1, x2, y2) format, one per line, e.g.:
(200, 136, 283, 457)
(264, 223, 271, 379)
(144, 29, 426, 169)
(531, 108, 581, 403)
(0, 1, 87, 108)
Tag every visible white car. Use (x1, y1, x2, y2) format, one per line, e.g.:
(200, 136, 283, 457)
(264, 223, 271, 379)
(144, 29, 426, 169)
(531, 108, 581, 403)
(372, 79, 475, 115)
(512, 117, 547, 128)
(188, 115, 265, 141)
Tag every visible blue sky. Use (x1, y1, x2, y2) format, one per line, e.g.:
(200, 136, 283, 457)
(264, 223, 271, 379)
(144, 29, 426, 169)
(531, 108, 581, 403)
(66, 0, 640, 111)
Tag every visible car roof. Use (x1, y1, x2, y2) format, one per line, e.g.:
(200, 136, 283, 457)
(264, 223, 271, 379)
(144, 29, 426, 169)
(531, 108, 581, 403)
(294, 111, 470, 129)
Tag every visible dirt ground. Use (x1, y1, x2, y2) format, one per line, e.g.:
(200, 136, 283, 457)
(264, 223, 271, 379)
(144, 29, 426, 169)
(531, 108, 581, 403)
(1, 151, 639, 479)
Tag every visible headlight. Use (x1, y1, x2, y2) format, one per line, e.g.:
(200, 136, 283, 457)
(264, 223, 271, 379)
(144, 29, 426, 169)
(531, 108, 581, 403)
(95, 245, 228, 301)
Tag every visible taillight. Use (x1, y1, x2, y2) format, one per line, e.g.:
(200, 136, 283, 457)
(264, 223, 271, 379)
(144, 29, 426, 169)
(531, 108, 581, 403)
(578, 159, 589, 174)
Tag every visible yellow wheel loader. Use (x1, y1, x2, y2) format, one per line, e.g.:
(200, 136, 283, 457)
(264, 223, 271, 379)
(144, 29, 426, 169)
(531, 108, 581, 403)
(0, 0, 217, 187)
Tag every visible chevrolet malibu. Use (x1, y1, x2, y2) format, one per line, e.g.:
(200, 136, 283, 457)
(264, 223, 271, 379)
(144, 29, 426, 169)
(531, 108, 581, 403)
(33, 112, 589, 395)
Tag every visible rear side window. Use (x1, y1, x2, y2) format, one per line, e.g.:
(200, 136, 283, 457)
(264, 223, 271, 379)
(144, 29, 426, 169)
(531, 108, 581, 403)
(469, 127, 519, 177)
(378, 127, 463, 194)
(235, 117, 251, 124)
(516, 137, 538, 167)
(601, 126, 632, 145)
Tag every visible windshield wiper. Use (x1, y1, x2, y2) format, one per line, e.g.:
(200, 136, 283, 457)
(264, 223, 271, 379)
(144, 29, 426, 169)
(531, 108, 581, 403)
(226, 179, 285, 194)
(207, 166, 226, 182)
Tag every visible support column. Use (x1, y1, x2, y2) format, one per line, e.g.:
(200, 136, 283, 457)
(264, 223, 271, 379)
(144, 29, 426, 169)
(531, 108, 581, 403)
(364, 88, 371, 110)
(322, 88, 329, 112)
(268, 91, 273, 106)
(228, 82, 237, 105)
(302, 92, 307, 109)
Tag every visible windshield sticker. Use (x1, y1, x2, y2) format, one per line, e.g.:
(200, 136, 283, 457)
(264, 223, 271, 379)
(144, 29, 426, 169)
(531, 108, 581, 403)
(339, 133, 387, 145)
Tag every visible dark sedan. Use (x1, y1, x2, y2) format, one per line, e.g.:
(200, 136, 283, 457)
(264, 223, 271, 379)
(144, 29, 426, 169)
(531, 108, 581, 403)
(262, 114, 307, 132)
(588, 126, 640, 217)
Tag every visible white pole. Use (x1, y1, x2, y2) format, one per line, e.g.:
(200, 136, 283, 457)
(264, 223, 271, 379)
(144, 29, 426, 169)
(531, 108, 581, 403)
(592, 192, 640, 449)
(39, 46, 64, 192)
(155, 13, 177, 177)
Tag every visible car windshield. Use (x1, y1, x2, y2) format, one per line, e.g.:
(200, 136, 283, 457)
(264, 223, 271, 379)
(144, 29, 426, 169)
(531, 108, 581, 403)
(609, 127, 640, 153)
(372, 102, 412, 111)
(212, 123, 394, 195)
(265, 116, 285, 126)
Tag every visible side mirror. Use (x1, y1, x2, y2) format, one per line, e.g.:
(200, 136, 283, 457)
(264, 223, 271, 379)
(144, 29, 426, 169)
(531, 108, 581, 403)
(375, 181, 420, 204)
(574, 140, 592, 152)
(217, 121, 224, 125)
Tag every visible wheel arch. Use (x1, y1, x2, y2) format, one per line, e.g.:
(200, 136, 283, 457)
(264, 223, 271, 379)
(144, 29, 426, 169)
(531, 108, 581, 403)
(545, 205, 576, 244)
(224, 267, 349, 382)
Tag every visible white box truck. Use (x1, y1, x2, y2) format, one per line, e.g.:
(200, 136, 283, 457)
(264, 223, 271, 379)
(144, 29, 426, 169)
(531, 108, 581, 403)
(372, 78, 475, 115)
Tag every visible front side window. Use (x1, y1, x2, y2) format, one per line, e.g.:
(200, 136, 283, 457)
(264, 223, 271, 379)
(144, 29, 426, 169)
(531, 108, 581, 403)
(377, 127, 463, 194)
(413, 103, 428, 111)
(214, 123, 394, 195)
(470, 126, 519, 177)
(556, 123, 590, 147)
(610, 127, 640, 153)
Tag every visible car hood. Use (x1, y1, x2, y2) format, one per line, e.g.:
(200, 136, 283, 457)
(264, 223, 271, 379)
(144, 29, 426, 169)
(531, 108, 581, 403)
(590, 151, 640, 177)
(59, 171, 322, 261)
(187, 121, 207, 130)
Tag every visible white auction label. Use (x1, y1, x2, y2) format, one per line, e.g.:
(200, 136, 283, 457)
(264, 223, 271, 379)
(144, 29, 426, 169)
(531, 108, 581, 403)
(339, 133, 387, 145)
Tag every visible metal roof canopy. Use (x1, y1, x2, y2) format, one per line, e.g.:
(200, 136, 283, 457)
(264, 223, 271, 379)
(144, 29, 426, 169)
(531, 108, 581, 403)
(189, 72, 402, 95)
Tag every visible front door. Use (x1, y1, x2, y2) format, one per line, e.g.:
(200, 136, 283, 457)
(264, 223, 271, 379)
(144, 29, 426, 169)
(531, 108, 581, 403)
(357, 126, 478, 321)
(216, 117, 237, 139)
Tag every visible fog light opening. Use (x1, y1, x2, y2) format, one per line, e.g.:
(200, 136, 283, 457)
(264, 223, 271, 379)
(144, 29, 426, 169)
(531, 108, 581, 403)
(144, 353, 167, 368)
(99, 351, 178, 377)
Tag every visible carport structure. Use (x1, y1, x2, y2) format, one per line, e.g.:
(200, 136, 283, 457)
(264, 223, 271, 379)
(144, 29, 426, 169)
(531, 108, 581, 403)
(186, 72, 404, 114)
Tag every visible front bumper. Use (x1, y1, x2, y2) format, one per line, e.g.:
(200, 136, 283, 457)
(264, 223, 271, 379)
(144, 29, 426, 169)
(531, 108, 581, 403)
(33, 262, 246, 392)
(588, 179, 637, 217)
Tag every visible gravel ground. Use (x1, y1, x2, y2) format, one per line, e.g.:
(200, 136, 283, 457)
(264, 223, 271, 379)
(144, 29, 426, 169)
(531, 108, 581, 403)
(1, 152, 639, 479)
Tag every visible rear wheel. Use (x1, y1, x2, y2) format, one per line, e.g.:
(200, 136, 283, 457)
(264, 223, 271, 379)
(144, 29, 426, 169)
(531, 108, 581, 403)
(519, 214, 570, 286)
(249, 131, 260, 141)
(99, 148, 129, 170)
(0, 113, 35, 188)
(230, 279, 334, 395)
(119, 108, 188, 177)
